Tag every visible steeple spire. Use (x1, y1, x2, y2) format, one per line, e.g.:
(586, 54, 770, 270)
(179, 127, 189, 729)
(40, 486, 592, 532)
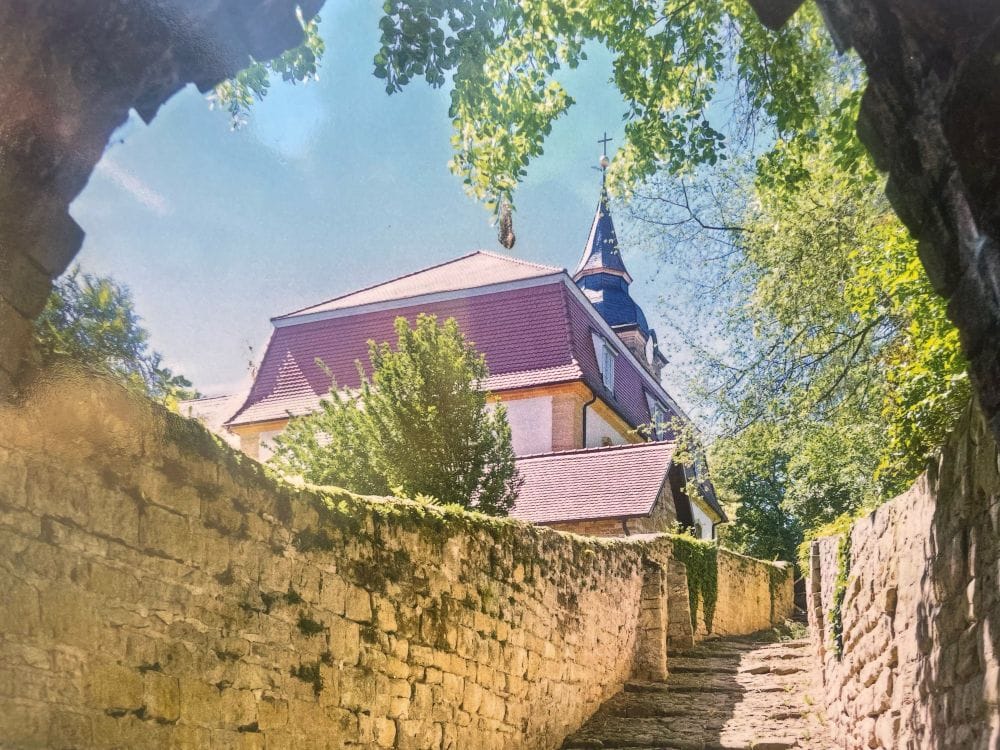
(573, 185, 633, 284)
(574, 133, 632, 283)
(573, 138, 652, 343)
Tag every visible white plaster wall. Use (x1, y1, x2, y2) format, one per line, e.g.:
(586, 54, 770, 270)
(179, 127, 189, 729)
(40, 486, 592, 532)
(690, 500, 715, 540)
(585, 409, 629, 448)
(501, 396, 553, 456)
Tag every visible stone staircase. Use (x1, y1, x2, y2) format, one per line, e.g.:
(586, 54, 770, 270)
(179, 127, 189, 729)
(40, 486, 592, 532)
(562, 634, 834, 750)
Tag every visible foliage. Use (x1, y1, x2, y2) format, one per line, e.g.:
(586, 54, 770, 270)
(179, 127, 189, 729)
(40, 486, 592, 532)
(828, 531, 852, 659)
(273, 314, 521, 515)
(35, 267, 197, 407)
(634, 127, 967, 559)
(670, 533, 718, 633)
(796, 509, 859, 571)
(211, 10, 325, 128)
(374, 0, 844, 209)
(711, 423, 800, 564)
(277, 384, 390, 496)
(766, 563, 790, 623)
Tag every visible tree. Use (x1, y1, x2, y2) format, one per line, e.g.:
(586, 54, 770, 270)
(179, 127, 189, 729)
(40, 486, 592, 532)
(35, 267, 197, 406)
(211, 10, 325, 128)
(273, 314, 521, 515)
(216, 2, 848, 211)
(711, 423, 800, 563)
(373, 0, 851, 208)
(631, 121, 967, 557)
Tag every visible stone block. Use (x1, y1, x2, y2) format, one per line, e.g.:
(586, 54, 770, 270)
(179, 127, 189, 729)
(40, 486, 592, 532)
(396, 719, 443, 750)
(139, 504, 194, 562)
(219, 688, 257, 728)
(319, 573, 347, 615)
(257, 696, 289, 730)
(86, 662, 143, 712)
(328, 618, 361, 666)
(180, 677, 223, 726)
(345, 585, 372, 623)
(0, 575, 40, 638)
(143, 671, 180, 723)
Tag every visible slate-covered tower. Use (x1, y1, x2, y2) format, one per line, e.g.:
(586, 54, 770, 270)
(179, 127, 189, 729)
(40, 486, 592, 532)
(573, 185, 667, 380)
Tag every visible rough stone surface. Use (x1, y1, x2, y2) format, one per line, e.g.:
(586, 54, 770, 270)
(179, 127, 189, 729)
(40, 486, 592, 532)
(744, 0, 1000, 442)
(0, 366, 792, 748)
(809, 400, 1000, 749)
(563, 634, 832, 749)
(664, 550, 795, 644)
(0, 0, 321, 393)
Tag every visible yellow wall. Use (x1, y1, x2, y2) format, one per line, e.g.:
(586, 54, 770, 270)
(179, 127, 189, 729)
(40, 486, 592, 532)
(232, 381, 640, 461)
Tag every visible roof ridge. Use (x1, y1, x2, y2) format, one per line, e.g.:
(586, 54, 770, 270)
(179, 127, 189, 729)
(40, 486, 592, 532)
(516, 439, 675, 461)
(276, 250, 487, 319)
(275, 250, 564, 320)
(179, 394, 232, 404)
(475, 249, 563, 272)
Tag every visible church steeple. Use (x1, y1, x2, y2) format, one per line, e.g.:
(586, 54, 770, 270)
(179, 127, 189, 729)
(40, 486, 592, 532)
(573, 136, 665, 379)
(573, 186, 633, 284)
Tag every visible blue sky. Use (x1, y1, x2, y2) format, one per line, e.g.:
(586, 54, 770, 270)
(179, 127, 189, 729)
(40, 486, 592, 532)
(72, 0, 679, 396)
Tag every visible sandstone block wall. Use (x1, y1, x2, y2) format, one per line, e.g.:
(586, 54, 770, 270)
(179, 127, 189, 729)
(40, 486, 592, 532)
(808, 401, 1000, 749)
(0, 371, 648, 749)
(658, 548, 793, 646)
(0, 368, 791, 748)
(706, 551, 793, 639)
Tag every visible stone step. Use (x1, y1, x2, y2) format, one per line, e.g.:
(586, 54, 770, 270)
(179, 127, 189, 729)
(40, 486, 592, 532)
(567, 635, 828, 750)
(627, 680, 741, 694)
(669, 657, 739, 675)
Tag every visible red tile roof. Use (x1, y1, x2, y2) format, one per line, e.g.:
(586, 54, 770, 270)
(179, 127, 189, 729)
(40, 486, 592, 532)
(277, 251, 562, 319)
(226, 251, 680, 430)
(510, 441, 677, 524)
(229, 282, 584, 425)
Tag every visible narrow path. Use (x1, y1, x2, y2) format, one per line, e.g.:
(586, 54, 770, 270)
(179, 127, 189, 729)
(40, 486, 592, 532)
(562, 635, 833, 750)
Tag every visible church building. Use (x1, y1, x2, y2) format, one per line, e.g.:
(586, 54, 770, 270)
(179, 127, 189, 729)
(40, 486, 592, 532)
(190, 183, 726, 539)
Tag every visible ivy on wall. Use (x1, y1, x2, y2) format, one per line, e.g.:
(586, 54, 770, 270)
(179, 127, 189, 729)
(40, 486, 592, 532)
(671, 535, 719, 633)
(828, 532, 853, 659)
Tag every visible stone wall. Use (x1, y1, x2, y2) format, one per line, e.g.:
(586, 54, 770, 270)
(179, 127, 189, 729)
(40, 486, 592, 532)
(0, 367, 791, 748)
(807, 401, 1000, 749)
(0, 370, 652, 749)
(665, 549, 793, 644)
(707, 551, 793, 639)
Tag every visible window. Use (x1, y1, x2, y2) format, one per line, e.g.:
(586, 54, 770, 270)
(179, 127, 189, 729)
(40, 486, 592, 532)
(591, 332, 616, 392)
(645, 392, 671, 439)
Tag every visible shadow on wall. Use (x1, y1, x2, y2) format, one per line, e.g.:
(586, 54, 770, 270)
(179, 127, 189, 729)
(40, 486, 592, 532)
(0, 362, 798, 749)
(809, 400, 1000, 749)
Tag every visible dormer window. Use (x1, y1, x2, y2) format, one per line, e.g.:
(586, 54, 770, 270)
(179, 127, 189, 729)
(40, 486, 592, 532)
(591, 332, 616, 392)
(645, 392, 671, 439)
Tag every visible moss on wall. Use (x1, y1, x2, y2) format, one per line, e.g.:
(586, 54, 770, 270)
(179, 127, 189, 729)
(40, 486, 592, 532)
(670, 534, 719, 633)
(828, 532, 852, 659)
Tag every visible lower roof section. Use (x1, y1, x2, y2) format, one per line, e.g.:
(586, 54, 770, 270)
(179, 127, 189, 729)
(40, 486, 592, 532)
(510, 441, 677, 525)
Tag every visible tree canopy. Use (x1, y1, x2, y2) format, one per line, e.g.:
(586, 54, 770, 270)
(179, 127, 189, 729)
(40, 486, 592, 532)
(216, 2, 853, 210)
(35, 268, 197, 406)
(373, 0, 854, 208)
(272, 314, 521, 515)
(212, 10, 325, 128)
(630, 116, 967, 562)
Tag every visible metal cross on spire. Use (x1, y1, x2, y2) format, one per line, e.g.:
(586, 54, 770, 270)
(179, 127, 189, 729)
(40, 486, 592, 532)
(597, 132, 612, 187)
(598, 131, 613, 156)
